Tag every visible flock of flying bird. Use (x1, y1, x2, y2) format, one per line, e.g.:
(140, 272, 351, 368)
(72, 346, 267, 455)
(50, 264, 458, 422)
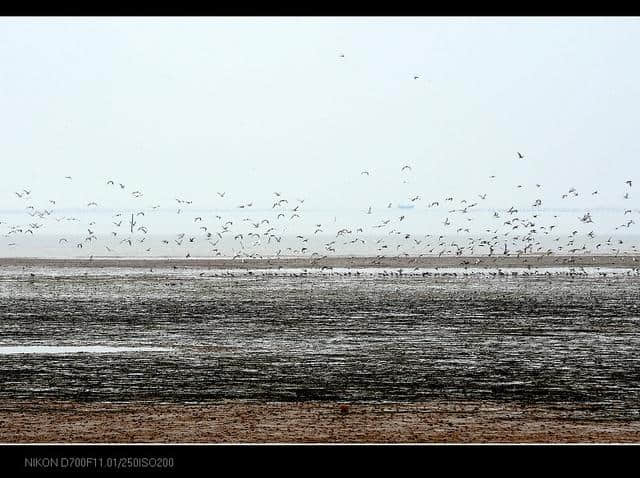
(2, 51, 638, 265)
(0, 161, 637, 263)
(3, 53, 637, 264)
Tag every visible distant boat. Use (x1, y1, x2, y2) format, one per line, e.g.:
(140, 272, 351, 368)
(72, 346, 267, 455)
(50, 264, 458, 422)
(397, 204, 415, 209)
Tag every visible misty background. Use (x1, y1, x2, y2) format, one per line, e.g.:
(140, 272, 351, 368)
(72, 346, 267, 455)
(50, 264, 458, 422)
(0, 18, 638, 257)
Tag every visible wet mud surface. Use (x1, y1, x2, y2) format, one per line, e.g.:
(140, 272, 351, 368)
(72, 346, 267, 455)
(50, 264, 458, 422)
(1, 263, 640, 426)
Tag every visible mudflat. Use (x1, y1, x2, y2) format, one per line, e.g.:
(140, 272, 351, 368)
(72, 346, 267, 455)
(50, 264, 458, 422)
(2, 257, 640, 443)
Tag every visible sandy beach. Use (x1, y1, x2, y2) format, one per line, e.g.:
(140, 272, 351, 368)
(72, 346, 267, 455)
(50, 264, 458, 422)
(1, 400, 639, 443)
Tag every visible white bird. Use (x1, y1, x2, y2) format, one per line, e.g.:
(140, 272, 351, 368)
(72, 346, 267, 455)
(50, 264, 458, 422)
(579, 213, 593, 224)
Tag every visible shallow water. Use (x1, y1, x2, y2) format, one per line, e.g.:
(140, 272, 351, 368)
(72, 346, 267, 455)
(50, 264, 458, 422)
(1, 265, 639, 421)
(0, 346, 171, 355)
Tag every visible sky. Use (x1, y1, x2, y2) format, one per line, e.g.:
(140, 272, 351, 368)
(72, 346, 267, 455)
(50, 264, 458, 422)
(0, 18, 639, 256)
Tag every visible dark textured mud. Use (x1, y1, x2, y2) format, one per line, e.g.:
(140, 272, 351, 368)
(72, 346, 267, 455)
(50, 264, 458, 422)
(1, 265, 640, 422)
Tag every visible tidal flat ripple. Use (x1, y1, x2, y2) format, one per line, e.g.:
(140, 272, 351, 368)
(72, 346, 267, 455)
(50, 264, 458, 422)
(1, 266, 639, 420)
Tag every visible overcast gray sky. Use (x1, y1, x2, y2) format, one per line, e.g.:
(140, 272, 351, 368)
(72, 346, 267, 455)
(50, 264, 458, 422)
(1, 17, 639, 213)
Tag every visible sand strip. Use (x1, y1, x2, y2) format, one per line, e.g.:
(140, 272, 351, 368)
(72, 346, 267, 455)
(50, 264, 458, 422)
(1, 401, 639, 443)
(0, 255, 639, 270)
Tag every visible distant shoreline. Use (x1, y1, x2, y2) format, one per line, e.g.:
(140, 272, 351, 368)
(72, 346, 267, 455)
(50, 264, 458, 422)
(0, 255, 638, 269)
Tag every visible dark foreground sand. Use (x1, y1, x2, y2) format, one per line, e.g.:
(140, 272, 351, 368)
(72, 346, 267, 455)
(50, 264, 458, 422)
(1, 254, 639, 269)
(1, 401, 639, 443)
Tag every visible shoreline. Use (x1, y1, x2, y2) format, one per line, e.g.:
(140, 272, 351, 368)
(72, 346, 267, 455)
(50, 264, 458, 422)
(1, 400, 639, 443)
(0, 255, 639, 269)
